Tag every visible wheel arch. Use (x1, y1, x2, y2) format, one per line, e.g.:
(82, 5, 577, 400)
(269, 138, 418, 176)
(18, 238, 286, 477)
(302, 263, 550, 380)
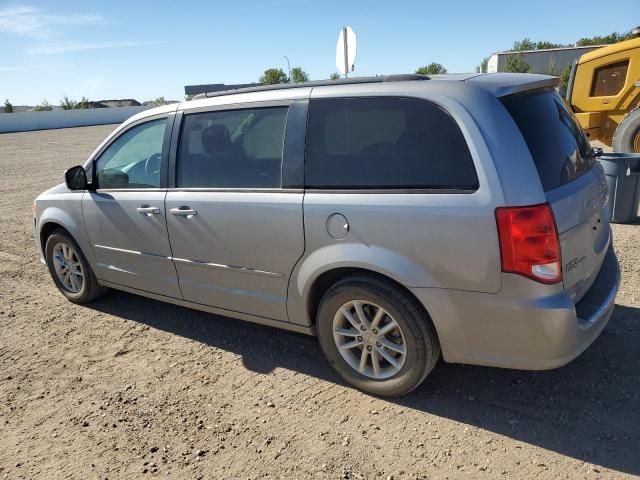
(305, 266, 437, 338)
(37, 205, 97, 273)
(289, 243, 441, 326)
(39, 221, 74, 259)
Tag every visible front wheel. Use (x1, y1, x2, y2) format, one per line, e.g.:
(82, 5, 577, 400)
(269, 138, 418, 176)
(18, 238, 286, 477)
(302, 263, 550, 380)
(316, 275, 440, 397)
(45, 229, 108, 303)
(613, 107, 640, 153)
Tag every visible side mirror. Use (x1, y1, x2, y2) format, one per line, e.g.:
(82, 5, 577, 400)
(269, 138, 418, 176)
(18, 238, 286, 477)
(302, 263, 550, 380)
(65, 165, 88, 190)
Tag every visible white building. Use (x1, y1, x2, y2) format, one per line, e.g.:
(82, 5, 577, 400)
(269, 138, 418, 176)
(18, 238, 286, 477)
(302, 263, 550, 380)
(487, 45, 606, 74)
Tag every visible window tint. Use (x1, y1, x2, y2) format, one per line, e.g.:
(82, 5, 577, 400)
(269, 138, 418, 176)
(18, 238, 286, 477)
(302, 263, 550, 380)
(502, 89, 596, 192)
(177, 107, 287, 188)
(590, 60, 628, 97)
(305, 97, 478, 190)
(96, 118, 167, 189)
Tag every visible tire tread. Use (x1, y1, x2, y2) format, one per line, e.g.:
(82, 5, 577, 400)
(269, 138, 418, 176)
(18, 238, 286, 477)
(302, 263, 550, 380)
(317, 274, 440, 396)
(45, 229, 108, 303)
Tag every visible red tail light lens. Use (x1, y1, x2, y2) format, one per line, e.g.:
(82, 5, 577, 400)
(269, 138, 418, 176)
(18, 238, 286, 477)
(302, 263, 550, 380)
(495, 203, 562, 284)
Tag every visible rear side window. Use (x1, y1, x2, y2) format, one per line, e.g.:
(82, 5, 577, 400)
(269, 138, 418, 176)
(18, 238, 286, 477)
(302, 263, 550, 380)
(305, 97, 478, 190)
(590, 60, 628, 97)
(177, 107, 287, 188)
(502, 90, 596, 192)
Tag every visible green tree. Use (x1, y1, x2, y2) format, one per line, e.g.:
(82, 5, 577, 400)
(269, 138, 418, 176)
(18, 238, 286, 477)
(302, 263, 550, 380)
(184, 94, 195, 101)
(544, 57, 560, 77)
(151, 96, 166, 106)
(34, 100, 53, 111)
(478, 57, 489, 73)
(60, 96, 77, 110)
(512, 38, 537, 51)
(259, 68, 288, 85)
(511, 39, 568, 51)
(534, 40, 567, 49)
(329, 72, 340, 80)
(415, 62, 447, 75)
(75, 96, 91, 109)
(290, 67, 309, 83)
(504, 54, 534, 73)
(3, 99, 13, 113)
(576, 32, 633, 46)
(559, 63, 573, 96)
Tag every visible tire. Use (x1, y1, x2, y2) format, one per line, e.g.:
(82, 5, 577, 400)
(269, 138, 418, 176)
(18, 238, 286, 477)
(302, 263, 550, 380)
(612, 106, 640, 153)
(45, 229, 108, 303)
(316, 275, 440, 397)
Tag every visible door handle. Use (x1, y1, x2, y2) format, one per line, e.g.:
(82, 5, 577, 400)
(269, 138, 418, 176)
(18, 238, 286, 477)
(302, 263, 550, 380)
(137, 206, 160, 216)
(170, 207, 198, 217)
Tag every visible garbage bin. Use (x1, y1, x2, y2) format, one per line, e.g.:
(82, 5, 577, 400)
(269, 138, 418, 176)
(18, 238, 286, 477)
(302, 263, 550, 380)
(598, 153, 640, 223)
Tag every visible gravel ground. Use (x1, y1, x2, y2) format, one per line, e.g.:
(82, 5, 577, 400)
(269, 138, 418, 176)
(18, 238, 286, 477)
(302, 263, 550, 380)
(0, 125, 639, 479)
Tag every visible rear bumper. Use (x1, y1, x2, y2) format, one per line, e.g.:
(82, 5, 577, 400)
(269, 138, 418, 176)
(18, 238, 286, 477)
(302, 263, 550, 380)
(410, 245, 620, 370)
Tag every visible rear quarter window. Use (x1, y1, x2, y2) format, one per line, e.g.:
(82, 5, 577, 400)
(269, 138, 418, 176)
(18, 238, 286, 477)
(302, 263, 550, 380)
(305, 96, 478, 190)
(502, 89, 596, 192)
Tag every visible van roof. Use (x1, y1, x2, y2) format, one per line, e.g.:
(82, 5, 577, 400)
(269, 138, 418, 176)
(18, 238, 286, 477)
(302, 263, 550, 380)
(125, 73, 559, 126)
(190, 73, 558, 100)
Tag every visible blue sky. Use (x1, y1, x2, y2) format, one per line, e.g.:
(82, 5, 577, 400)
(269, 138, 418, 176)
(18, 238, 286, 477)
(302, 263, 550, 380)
(0, 0, 637, 104)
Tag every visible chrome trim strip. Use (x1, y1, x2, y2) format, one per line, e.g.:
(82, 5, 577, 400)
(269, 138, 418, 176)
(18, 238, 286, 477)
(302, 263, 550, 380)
(168, 188, 303, 193)
(94, 244, 171, 260)
(94, 188, 166, 193)
(172, 257, 283, 278)
(94, 245, 283, 277)
(97, 263, 135, 274)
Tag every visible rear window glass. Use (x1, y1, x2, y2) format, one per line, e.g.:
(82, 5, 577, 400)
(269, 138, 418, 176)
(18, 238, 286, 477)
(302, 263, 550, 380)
(502, 89, 596, 192)
(305, 97, 478, 190)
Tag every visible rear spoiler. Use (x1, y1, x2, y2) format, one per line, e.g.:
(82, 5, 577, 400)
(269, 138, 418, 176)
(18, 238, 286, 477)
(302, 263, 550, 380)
(466, 73, 559, 97)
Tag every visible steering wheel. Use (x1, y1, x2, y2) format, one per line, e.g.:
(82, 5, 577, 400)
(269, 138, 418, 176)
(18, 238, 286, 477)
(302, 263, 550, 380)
(144, 153, 162, 178)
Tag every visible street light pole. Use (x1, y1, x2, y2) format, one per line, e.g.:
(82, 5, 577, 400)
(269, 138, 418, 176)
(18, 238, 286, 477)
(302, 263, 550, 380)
(284, 56, 292, 83)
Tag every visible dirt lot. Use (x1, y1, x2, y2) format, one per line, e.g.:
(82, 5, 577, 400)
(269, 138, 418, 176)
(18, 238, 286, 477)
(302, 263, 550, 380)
(1, 125, 639, 479)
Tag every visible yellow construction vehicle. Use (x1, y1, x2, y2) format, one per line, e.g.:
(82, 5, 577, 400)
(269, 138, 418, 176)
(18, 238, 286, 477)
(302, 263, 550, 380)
(567, 27, 640, 152)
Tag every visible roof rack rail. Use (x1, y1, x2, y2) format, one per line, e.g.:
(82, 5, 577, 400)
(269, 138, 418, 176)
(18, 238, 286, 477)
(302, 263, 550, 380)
(192, 74, 430, 100)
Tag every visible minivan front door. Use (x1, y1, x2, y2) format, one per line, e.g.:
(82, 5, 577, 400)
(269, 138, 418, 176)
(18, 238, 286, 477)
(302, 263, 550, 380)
(82, 116, 181, 298)
(165, 105, 304, 321)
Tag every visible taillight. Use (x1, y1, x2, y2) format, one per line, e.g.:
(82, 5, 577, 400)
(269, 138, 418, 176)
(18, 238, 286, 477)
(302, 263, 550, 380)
(495, 203, 562, 284)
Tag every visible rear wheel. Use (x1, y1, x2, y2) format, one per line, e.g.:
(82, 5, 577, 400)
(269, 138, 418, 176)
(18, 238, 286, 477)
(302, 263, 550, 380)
(316, 275, 440, 396)
(613, 107, 640, 153)
(45, 229, 108, 303)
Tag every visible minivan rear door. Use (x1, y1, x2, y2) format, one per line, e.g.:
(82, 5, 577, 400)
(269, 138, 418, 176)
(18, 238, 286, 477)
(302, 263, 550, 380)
(502, 89, 610, 302)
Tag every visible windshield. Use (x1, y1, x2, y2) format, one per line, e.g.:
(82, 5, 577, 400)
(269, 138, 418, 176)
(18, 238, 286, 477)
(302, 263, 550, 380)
(502, 89, 596, 192)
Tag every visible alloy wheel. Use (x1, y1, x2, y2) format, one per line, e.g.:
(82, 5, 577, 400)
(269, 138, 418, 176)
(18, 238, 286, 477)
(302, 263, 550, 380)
(332, 300, 407, 380)
(52, 242, 84, 293)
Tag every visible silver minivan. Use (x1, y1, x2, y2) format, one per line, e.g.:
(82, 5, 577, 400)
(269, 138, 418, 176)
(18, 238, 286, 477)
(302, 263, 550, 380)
(34, 73, 620, 396)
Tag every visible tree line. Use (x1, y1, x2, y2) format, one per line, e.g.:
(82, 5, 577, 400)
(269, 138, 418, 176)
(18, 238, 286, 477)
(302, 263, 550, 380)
(258, 62, 447, 86)
(2, 96, 174, 113)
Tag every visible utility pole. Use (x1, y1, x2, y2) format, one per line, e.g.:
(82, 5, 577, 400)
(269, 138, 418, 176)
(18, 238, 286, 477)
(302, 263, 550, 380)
(284, 56, 292, 83)
(342, 27, 349, 78)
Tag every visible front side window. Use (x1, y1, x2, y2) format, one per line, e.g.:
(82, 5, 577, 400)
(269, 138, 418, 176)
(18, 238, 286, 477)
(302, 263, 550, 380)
(96, 118, 167, 189)
(590, 60, 629, 97)
(305, 97, 478, 190)
(177, 107, 288, 188)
